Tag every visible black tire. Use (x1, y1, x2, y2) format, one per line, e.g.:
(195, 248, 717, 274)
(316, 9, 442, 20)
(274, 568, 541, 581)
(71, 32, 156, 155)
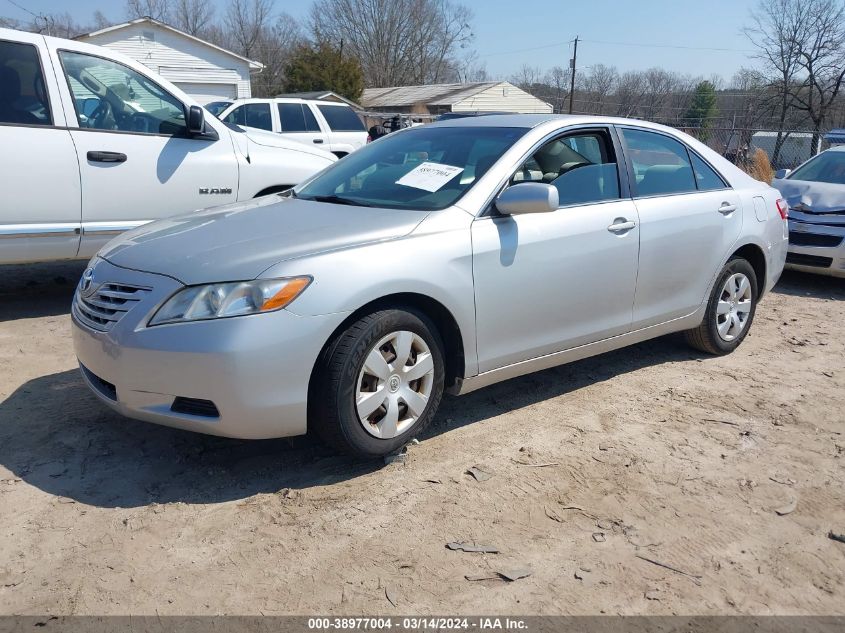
(310, 308, 445, 458)
(685, 257, 758, 355)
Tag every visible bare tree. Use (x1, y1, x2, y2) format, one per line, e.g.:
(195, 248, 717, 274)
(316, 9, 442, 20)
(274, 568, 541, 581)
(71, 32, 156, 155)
(451, 51, 489, 83)
(92, 10, 112, 30)
(746, 0, 812, 161)
(224, 0, 273, 60)
(510, 64, 544, 90)
(125, 0, 171, 22)
(615, 71, 649, 118)
(171, 0, 216, 36)
(579, 64, 618, 115)
(544, 65, 570, 113)
(791, 0, 845, 146)
(310, 0, 474, 87)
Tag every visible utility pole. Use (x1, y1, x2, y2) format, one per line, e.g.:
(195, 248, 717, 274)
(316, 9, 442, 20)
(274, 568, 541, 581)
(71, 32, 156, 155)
(568, 36, 578, 114)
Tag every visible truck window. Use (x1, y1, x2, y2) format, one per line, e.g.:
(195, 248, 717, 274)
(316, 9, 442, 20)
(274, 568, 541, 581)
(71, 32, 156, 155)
(223, 103, 272, 131)
(278, 103, 307, 132)
(316, 104, 365, 132)
(0, 39, 52, 126)
(59, 50, 187, 136)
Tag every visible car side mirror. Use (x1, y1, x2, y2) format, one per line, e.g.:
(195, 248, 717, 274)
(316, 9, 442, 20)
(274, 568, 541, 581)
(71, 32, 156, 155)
(495, 183, 559, 215)
(187, 105, 205, 135)
(774, 168, 791, 179)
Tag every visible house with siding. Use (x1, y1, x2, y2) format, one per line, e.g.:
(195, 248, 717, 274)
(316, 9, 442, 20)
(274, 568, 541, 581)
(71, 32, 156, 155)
(75, 18, 262, 106)
(361, 82, 552, 116)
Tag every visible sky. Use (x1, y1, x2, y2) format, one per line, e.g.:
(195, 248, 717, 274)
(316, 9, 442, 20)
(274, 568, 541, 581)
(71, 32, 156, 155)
(1, 0, 762, 81)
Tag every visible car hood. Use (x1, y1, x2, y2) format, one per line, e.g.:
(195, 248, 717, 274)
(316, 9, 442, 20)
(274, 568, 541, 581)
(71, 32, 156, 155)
(240, 126, 337, 161)
(99, 196, 429, 285)
(774, 178, 845, 215)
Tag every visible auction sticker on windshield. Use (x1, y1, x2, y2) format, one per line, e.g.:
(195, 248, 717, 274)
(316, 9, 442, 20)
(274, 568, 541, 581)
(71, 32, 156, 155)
(396, 162, 464, 192)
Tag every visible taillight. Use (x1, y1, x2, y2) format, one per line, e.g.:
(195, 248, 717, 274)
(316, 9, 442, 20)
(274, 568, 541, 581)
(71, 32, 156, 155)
(366, 134, 372, 144)
(776, 198, 789, 220)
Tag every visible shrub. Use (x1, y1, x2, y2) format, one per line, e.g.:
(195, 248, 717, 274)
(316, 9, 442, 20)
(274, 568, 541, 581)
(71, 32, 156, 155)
(742, 148, 775, 184)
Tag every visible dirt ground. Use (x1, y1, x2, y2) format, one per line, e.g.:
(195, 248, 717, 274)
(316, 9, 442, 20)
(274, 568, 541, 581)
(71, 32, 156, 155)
(0, 261, 843, 616)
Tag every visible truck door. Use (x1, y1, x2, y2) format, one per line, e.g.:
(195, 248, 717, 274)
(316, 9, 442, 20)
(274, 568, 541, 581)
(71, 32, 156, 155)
(0, 33, 80, 264)
(47, 43, 239, 258)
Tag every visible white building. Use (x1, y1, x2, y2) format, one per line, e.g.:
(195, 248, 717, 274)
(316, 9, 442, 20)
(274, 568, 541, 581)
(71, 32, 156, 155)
(361, 82, 553, 116)
(76, 18, 263, 105)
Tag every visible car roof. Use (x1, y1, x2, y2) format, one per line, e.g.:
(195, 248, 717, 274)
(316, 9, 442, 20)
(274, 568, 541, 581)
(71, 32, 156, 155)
(227, 97, 349, 107)
(428, 113, 678, 132)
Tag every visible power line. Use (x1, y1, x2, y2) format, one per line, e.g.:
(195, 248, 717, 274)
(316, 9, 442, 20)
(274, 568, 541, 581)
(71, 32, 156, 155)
(476, 38, 575, 58)
(580, 38, 755, 54)
(4, 0, 38, 18)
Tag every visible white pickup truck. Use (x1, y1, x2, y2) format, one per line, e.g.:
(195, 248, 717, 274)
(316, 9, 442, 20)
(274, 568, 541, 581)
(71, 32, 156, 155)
(0, 28, 336, 265)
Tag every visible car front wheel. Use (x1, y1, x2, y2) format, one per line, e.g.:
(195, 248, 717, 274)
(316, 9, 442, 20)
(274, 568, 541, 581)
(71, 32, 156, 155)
(685, 257, 758, 355)
(311, 308, 445, 457)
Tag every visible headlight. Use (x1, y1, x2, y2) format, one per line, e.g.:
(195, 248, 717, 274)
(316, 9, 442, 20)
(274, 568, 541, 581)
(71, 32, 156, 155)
(149, 276, 311, 326)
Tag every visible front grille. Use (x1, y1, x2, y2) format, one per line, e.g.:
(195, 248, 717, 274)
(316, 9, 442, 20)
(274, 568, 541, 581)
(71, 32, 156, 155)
(786, 252, 834, 268)
(171, 397, 220, 418)
(74, 282, 151, 332)
(789, 231, 843, 247)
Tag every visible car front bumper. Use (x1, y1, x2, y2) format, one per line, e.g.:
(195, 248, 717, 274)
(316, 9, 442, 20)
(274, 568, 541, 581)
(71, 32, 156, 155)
(71, 258, 347, 439)
(786, 214, 845, 278)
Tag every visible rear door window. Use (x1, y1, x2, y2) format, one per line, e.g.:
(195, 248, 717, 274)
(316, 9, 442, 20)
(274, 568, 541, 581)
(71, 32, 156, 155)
(0, 39, 52, 126)
(302, 104, 321, 132)
(621, 128, 697, 196)
(689, 152, 728, 191)
(317, 104, 365, 131)
(278, 103, 307, 132)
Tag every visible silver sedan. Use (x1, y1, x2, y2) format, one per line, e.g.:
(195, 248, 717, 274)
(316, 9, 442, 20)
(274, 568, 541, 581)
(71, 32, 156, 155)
(772, 146, 845, 277)
(72, 115, 788, 457)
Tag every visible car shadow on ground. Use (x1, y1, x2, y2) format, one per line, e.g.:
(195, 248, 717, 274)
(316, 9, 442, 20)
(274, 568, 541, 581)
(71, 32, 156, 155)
(0, 261, 87, 322)
(0, 333, 702, 509)
(773, 269, 845, 300)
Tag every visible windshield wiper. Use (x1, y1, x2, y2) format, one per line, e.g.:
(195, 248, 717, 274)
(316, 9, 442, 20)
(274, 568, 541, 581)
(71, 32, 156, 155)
(302, 194, 373, 207)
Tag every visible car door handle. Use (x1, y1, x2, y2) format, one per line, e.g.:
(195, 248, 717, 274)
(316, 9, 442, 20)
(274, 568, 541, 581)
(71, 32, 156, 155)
(607, 219, 636, 233)
(87, 151, 127, 163)
(313, 139, 324, 144)
(718, 202, 737, 215)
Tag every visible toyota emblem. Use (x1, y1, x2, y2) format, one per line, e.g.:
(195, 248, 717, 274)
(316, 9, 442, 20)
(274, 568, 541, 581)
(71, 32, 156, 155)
(80, 267, 95, 295)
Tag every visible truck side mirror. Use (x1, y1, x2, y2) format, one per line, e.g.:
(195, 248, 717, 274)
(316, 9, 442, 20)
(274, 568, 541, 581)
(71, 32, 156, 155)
(187, 105, 205, 135)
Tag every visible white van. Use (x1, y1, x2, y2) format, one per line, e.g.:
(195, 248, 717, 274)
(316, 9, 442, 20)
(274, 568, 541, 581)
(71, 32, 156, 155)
(220, 98, 369, 157)
(0, 28, 336, 265)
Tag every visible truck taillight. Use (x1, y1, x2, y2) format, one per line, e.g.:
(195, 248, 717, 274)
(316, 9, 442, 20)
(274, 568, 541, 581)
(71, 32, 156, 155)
(776, 199, 789, 220)
(366, 134, 372, 144)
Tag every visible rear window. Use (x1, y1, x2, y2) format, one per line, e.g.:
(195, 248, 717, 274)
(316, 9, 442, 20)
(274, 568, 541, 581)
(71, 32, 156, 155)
(317, 104, 365, 132)
(0, 39, 52, 126)
(279, 103, 320, 132)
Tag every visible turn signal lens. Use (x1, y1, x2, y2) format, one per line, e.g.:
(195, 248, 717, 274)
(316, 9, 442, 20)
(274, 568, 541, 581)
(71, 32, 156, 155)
(260, 277, 312, 311)
(776, 198, 789, 220)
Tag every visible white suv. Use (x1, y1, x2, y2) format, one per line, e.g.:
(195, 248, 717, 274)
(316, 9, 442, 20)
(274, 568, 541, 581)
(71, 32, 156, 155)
(220, 98, 369, 157)
(0, 28, 336, 265)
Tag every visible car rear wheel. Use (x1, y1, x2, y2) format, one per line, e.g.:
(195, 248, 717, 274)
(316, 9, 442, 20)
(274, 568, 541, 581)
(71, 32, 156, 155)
(685, 257, 758, 355)
(310, 308, 445, 457)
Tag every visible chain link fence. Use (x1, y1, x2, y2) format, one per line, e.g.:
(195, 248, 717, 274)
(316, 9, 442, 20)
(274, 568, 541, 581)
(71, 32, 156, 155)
(676, 127, 830, 171)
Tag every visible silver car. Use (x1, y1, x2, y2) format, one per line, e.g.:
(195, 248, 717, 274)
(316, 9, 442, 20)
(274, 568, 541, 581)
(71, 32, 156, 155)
(72, 115, 788, 458)
(772, 146, 845, 277)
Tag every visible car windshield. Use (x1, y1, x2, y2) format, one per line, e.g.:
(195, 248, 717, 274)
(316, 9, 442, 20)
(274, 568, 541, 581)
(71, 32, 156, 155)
(789, 151, 845, 185)
(295, 126, 528, 210)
